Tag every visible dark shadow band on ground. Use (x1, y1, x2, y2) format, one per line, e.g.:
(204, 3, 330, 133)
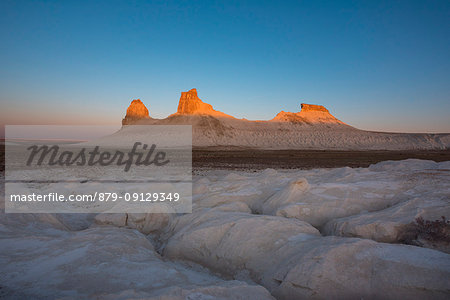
(192, 147, 450, 170)
(1, 143, 449, 172)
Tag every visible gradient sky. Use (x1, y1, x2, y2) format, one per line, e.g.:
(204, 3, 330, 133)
(1, 0, 449, 132)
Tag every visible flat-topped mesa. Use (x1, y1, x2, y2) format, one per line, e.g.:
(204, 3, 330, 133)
(271, 103, 346, 125)
(300, 103, 329, 113)
(176, 88, 232, 118)
(122, 99, 150, 125)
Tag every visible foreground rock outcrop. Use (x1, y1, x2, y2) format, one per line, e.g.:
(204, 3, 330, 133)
(162, 208, 450, 300)
(158, 160, 450, 299)
(1, 160, 450, 299)
(323, 197, 449, 244)
(0, 217, 274, 299)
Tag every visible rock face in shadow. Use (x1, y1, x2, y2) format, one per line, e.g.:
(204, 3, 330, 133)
(322, 197, 450, 249)
(122, 99, 150, 125)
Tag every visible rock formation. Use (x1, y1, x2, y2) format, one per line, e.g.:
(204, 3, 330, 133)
(176, 88, 232, 118)
(271, 103, 345, 124)
(121, 91, 344, 125)
(122, 99, 150, 125)
(299, 103, 330, 112)
(115, 90, 450, 150)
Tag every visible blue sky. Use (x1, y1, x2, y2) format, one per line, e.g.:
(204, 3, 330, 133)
(1, 0, 449, 132)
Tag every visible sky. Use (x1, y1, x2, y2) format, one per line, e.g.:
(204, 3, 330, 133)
(1, 0, 449, 133)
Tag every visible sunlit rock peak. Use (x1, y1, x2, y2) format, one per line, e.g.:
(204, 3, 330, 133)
(122, 99, 150, 125)
(299, 103, 329, 113)
(176, 88, 232, 117)
(271, 103, 346, 124)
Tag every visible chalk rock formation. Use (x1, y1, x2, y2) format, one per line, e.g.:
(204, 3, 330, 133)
(115, 90, 450, 150)
(95, 211, 173, 235)
(261, 178, 310, 215)
(322, 196, 450, 251)
(176, 88, 232, 117)
(122, 99, 150, 125)
(0, 223, 274, 299)
(163, 209, 450, 300)
(272, 103, 346, 124)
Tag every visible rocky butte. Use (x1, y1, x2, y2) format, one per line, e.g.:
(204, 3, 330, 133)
(122, 88, 343, 124)
(271, 103, 346, 125)
(117, 88, 449, 150)
(175, 88, 233, 118)
(122, 99, 150, 125)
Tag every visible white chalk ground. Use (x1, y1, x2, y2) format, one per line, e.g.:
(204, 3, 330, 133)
(120, 115, 450, 150)
(1, 159, 450, 299)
